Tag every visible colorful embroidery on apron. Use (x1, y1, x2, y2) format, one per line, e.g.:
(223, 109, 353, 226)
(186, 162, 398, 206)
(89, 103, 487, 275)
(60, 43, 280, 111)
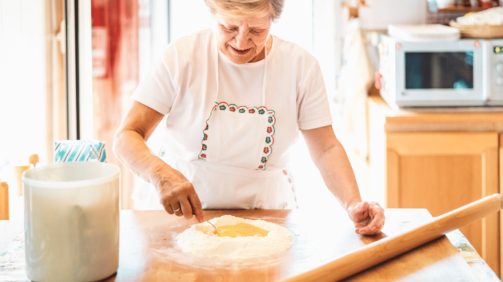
(197, 102, 276, 170)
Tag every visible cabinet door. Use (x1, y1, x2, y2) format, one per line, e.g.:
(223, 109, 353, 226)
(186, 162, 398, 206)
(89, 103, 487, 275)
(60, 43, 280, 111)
(387, 132, 499, 275)
(500, 133, 503, 276)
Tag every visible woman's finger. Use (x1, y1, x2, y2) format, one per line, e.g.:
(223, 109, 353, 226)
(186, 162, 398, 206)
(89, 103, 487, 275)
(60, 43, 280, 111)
(357, 205, 385, 235)
(170, 202, 183, 217)
(159, 194, 174, 215)
(162, 202, 174, 215)
(189, 193, 204, 223)
(179, 198, 193, 220)
(369, 201, 385, 214)
(354, 223, 365, 229)
(349, 201, 369, 222)
(355, 216, 371, 227)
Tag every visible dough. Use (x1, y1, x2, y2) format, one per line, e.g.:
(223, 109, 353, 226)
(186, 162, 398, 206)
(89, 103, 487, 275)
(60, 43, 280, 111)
(176, 215, 293, 258)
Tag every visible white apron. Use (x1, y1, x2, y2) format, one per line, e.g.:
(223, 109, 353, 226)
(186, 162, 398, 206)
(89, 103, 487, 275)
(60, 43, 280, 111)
(133, 37, 298, 210)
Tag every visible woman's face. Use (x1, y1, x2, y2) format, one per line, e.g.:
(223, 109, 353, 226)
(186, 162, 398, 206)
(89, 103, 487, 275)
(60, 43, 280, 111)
(213, 14, 272, 64)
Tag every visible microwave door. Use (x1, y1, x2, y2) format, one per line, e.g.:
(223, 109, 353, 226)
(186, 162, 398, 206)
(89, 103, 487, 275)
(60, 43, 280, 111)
(405, 52, 474, 90)
(395, 40, 486, 107)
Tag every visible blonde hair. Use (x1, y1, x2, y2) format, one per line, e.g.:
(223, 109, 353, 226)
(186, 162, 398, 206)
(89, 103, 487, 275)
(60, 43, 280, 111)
(204, 0, 284, 21)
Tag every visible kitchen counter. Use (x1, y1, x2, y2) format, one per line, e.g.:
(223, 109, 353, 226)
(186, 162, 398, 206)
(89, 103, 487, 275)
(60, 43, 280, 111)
(369, 95, 503, 133)
(1, 208, 498, 281)
(367, 94, 503, 277)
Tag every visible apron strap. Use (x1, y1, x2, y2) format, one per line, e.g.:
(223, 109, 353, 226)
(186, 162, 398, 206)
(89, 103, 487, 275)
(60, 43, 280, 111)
(213, 31, 269, 107)
(262, 37, 268, 106)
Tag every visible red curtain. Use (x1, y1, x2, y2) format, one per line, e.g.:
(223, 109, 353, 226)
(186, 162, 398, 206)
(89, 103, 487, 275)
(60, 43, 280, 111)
(92, 0, 138, 209)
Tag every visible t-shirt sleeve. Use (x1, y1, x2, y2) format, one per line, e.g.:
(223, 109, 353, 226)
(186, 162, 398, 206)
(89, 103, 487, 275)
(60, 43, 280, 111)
(297, 60, 333, 130)
(132, 44, 179, 115)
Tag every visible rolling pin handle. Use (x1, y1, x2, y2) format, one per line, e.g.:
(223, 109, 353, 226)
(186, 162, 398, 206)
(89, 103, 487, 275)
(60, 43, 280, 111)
(493, 193, 503, 209)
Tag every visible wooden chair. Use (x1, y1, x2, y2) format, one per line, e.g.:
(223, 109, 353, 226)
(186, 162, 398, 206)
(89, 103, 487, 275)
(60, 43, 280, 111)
(12, 154, 39, 198)
(0, 182, 8, 220)
(0, 154, 38, 220)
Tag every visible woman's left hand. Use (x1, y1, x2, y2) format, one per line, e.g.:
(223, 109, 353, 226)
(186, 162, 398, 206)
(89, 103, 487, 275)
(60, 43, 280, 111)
(347, 201, 385, 235)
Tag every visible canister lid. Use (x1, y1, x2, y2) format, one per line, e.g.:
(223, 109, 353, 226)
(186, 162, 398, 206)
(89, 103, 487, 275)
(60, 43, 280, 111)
(23, 162, 120, 189)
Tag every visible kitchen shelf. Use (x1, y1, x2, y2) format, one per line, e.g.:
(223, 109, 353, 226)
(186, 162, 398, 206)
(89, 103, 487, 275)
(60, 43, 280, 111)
(436, 6, 493, 13)
(426, 4, 498, 25)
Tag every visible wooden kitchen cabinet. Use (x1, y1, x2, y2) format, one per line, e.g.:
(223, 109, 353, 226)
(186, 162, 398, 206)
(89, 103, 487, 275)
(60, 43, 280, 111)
(387, 132, 499, 274)
(368, 95, 503, 277)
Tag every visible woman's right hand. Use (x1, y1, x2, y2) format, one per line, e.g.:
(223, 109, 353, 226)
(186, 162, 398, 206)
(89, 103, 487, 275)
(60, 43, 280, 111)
(113, 101, 204, 222)
(151, 165, 204, 223)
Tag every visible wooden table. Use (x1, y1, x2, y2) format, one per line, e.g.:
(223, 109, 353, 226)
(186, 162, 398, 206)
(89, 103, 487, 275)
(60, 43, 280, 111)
(102, 209, 499, 282)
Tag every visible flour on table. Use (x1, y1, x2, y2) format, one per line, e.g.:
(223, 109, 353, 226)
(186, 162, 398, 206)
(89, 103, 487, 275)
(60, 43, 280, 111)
(176, 215, 293, 258)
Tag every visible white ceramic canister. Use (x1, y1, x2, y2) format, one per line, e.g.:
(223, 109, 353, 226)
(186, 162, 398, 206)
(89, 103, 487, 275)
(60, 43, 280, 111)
(23, 162, 120, 281)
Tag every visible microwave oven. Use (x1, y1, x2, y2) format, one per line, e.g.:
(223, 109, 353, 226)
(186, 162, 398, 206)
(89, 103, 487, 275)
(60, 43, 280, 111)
(377, 36, 503, 107)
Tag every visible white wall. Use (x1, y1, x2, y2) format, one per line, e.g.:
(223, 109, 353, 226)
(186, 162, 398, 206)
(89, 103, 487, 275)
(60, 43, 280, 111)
(313, 0, 339, 95)
(0, 0, 50, 165)
(170, 0, 213, 42)
(358, 0, 427, 30)
(271, 0, 312, 53)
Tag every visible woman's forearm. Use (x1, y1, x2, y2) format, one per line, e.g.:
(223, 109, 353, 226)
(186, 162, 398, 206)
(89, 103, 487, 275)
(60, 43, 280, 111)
(302, 126, 363, 211)
(303, 127, 385, 234)
(113, 101, 175, 188)
(313, 142, 362, 211)
(113, 129, 168, 186)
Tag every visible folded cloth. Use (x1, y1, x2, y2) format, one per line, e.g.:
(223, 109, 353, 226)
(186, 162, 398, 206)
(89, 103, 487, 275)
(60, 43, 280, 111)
(54, 140, 107, 163)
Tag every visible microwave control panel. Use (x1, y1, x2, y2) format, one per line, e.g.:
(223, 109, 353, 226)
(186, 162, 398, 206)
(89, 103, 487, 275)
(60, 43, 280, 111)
(489, 39, 503, 104)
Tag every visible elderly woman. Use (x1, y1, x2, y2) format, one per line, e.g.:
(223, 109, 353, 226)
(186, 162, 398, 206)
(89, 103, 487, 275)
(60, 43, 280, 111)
(114, 0, 385, 235)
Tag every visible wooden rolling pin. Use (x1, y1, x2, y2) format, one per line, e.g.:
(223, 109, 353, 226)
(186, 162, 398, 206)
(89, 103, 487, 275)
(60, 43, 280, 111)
(280, 194, 503, 282)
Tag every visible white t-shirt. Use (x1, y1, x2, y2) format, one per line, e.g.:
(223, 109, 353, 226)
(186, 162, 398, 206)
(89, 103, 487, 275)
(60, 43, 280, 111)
(132, 29, 332, 171)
